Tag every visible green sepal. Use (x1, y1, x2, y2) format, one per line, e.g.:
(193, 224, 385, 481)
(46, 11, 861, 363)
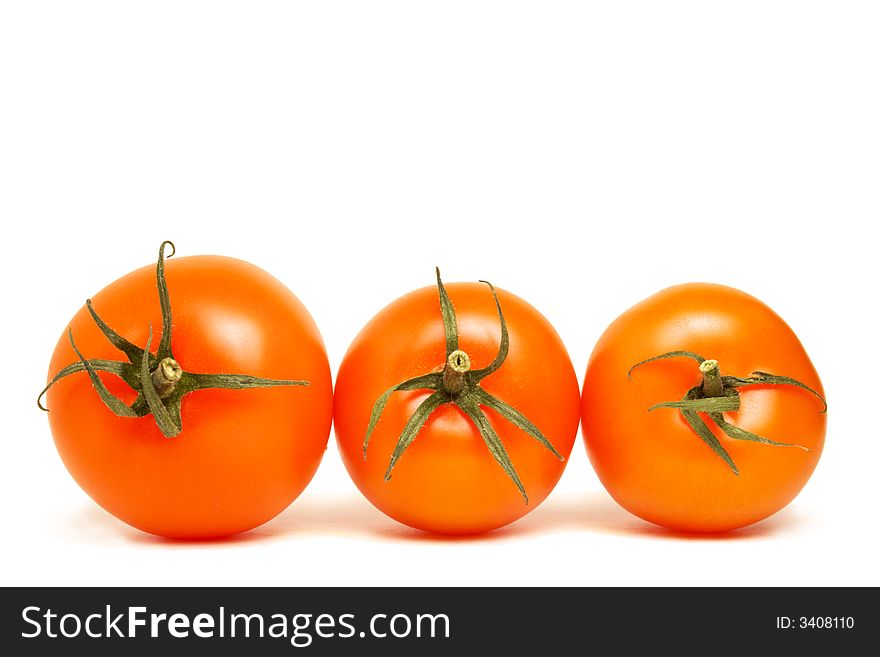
(628, 350, 706, 379)
(436, 268, 458, 357)
(457, 395, 528, 503)
(85, 299, 148, 365)
(186, 372, 309, 392)
(156, 241, 175, 361)
(362, 372, 443, 458)
(383, 389, 449, 481)
(724, 372, 827, 413)
(680, 408, 739, 475)
(37, 359, 139, 411)
(709, 413, 809, 451)
(469, 281, 509, 382)
(138, 327, 182, 438)
(67, 329, 144, 419)
(648, 393, 740, 414)
(472, 387, 563, 461)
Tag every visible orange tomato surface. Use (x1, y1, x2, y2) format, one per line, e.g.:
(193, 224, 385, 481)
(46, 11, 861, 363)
(334, 283, 581, 534)
(46, 255, 333, 539)
(582, 283, 826, 532)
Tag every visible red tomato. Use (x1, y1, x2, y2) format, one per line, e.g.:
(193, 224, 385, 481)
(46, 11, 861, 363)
(43, 244, 332, 539)
(582, 283, 826, 532)
(334, 273, 581, 534)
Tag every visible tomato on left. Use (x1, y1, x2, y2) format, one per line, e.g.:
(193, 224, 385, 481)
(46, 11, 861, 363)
(40, 242, 333, 539)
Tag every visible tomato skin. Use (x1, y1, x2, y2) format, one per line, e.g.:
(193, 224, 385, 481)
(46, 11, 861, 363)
(334, 283, 580, 534)
(581, 283, 826, 533)
(46, 255, 333, 539)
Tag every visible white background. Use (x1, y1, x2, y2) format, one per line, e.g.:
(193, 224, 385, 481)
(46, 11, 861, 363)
(2, 1, 878, 587)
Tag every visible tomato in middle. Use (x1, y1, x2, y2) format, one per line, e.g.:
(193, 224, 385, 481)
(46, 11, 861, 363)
(334, 275, 580, 534)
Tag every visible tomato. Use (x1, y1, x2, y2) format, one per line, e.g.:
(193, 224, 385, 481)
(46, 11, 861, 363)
(334, 272, 581, 534)
(581, 283, 826, 533)
(42, 243, 332, 539)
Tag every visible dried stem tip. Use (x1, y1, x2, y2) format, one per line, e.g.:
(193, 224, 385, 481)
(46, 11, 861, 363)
(699, 359, 724, 398)
(151, 357, 183, 399)
(443, 350, 471, 394)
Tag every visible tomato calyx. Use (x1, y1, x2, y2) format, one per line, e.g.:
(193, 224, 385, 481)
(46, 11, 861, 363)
(628, 351, 827, 475)
(38, 241, 309, 438)
(362, 269, 563, 504)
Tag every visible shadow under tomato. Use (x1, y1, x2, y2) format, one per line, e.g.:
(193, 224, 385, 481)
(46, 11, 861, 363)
(62, 505, 288, 546)
(62, 490, 407, 546)
(507, 491, 807, 541)
(263, 490, 807, 543)
(65, 489, 806, 545)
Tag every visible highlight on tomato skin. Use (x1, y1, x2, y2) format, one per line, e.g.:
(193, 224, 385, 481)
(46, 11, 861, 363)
(41, 243, 333, 540)
(581, 282, 827, 534)
(333, 270, 582, 535)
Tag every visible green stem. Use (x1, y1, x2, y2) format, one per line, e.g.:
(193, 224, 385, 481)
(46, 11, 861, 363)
(442, 349, 471, 395)
(700, 359, 724, 398)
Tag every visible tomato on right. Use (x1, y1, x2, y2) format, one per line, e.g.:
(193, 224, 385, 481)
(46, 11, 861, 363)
(581, 283, 826, 533)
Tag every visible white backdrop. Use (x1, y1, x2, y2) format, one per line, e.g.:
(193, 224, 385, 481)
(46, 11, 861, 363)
(1, 1, 878, 586)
